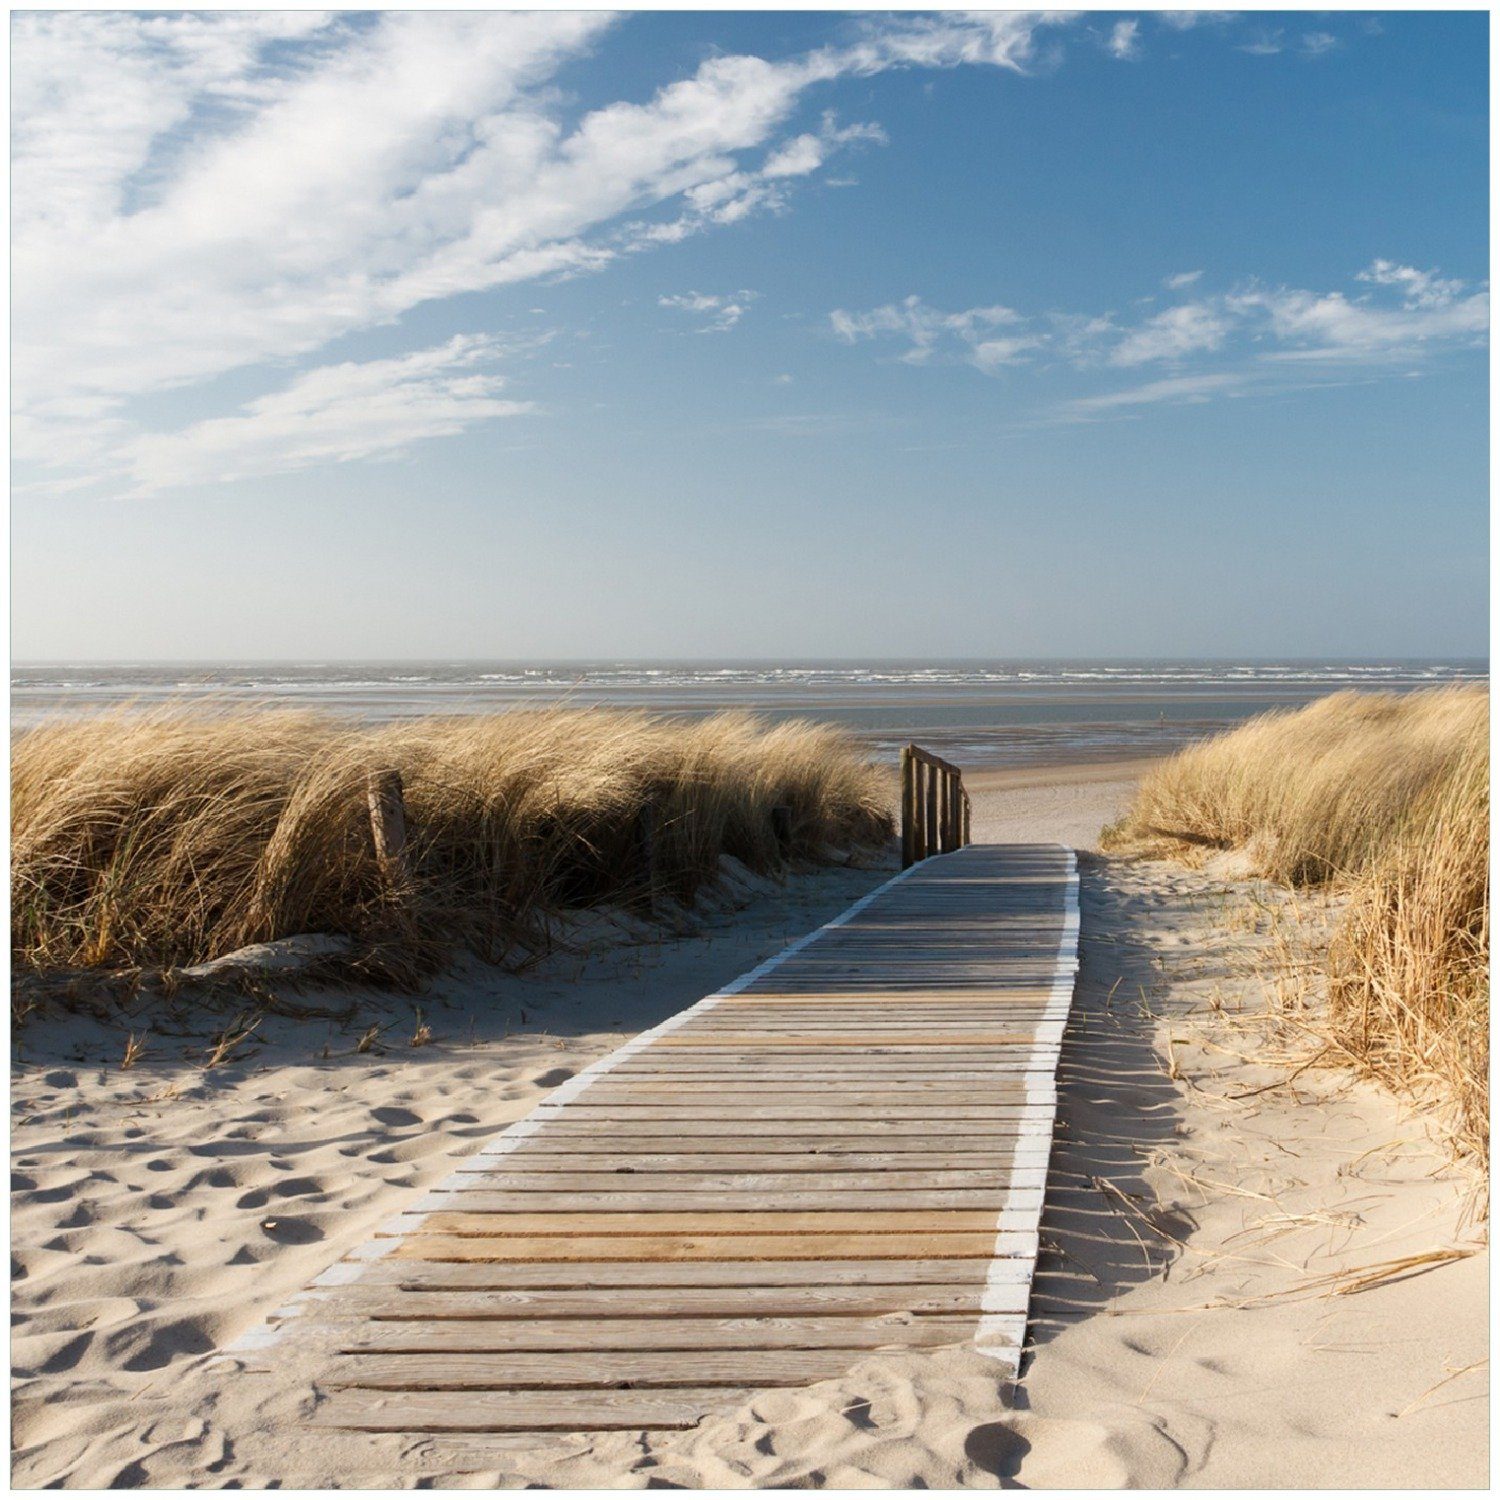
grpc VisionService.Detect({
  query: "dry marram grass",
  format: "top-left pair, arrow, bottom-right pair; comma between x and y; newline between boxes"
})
12,707 -> 893,982
1105,687 -> 1488,1165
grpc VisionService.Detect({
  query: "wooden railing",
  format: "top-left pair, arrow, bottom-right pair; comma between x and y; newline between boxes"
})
900,744 -> 972,868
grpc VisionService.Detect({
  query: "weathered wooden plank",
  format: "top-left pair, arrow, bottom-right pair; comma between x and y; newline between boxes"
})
339,1256 -> 1015,1290
326,1344 -> 1018,1392
392,1230 -> 1033,1262
459,1152 -> 1054,1174
542,1104 -> 1052,1121
450,1169 -> 1048,1192
407,1208 -> 1007,1237
324,1285 -> 1019,1320
529,1120 -> 1053,1138
499,1128 -> 1052,1149
418,1188 -> 1041,1213
345,1313 -> 984,1353
657,1038 -> 1056,1050
574,1087 -> 1053,1102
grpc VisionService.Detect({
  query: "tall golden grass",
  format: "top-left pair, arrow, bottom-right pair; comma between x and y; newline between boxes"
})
1104,686 -> 1488,1164
12,707 -> 893,981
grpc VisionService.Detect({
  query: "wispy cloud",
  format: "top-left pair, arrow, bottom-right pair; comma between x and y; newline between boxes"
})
13,10 -> 1081,495
830,260 -> 1488,417
118,336 -> 534,498
1110,302 -> 1230,366
1238,28 -> 1286,56
1158,12 -> 1240,31
659,290 -> 757,332
1059,370 -> 1248,414
762,114 -> 887,178
1300,31 -> 1341,58
831,295 -> 1042,372
1163,269 -> 1204,290
1106,20 -> 1142,61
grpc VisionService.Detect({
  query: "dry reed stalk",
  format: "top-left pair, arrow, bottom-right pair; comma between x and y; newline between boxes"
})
11,705 -> 893,987
1104,687 -> 1489,1173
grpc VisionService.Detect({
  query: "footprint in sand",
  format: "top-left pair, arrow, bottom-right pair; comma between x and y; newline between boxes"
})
257,1216 -> 325,1245
370,1106 -> 421,1128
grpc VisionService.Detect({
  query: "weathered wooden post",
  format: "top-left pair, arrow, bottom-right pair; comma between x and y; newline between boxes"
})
900,747 -> 917,868
366,769 -> 410,890
924,762 -> 939,858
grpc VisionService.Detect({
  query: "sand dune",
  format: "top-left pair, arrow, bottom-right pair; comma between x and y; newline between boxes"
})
11,765 -> 1487,1487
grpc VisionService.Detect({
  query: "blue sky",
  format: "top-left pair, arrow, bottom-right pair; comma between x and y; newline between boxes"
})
11,10 -> 1489,660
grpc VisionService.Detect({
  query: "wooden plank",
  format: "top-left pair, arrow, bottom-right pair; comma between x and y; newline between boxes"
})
392,1230 -> 1032,1262
576,1084 -> 1053,1099
407,1209 -> 1007,1236
459,1152 -> 1054,1174
326,1345 -> 1018,1392
528,1120 -> 1053,1138
450,1169 -> 1047,1192
542,1104 -> 1051,1121
654,1038 -> 1056,1050
342,1257 -> 1014,1290
329,1285 -> 1017,1320
345,1313 -> 984,1353
500,1129 -> 1052,1149
713,989 -> 1064,1002
419,1188 -> 1040,1212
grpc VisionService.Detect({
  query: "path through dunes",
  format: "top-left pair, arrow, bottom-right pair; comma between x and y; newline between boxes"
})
234,843 -> 1080,1439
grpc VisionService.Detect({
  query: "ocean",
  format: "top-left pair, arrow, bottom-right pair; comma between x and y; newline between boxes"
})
10,659 -> 1486,770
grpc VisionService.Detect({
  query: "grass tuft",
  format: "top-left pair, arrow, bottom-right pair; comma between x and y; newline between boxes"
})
12,705 -> 893,984
1105,686 -> 1488,1166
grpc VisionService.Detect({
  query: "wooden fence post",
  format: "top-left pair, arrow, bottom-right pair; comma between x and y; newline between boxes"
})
924,762 -> 939,858
900,747 -> 972,863
900,747 -> 917,868
366,769 -> 410,891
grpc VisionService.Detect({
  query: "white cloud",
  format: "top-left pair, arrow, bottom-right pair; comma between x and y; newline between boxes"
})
1356,259 -> 1467,309
1229,281 -> 1488,362
830,261 -> 1488,412
1300,31 -> 1340,57
119,336 -> 534,498
659,290 -> 756,332
1238,29 -> 1285,56
13,10 -> 1079,495
1111,303 -> 1230,365
762,115 -> 886,178
831,296 -> 1033,370
1158,12 -> 1240,31
1060,371 -> 1248,415
1106,21 -> 1142,60
1163,269 -> 1204,290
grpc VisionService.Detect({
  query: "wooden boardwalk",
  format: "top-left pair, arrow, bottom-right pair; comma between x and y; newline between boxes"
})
252,842 -> 1079,1437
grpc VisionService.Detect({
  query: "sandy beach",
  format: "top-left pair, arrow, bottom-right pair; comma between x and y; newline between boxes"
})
11,758 -> 1487,1487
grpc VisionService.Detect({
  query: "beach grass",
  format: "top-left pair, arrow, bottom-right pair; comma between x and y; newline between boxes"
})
1103,686 -> 1489,1164
12,706 -> 893,982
